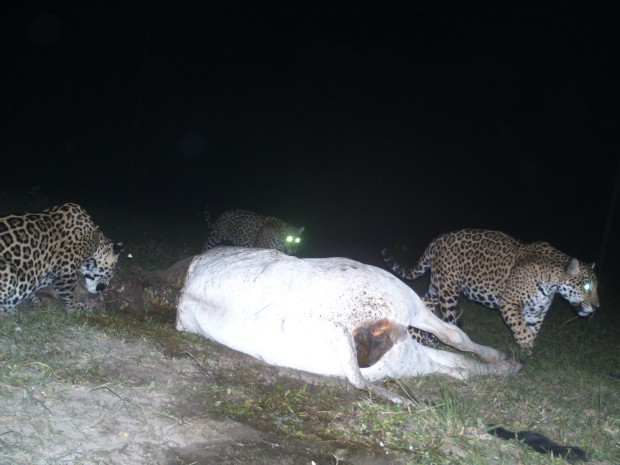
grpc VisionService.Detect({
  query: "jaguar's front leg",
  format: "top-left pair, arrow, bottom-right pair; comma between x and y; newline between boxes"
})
53,273 -> 89,312
499,302 -> 535,354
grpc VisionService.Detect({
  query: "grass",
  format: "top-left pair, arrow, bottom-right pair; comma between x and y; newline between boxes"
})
1,193 -> 619,464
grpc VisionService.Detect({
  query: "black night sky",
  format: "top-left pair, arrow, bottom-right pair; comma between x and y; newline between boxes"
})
5,2 -> 620,282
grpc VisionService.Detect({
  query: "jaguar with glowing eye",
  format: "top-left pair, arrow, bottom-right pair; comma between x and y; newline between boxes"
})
203,209 -> 304,255
382,229 -> 599,353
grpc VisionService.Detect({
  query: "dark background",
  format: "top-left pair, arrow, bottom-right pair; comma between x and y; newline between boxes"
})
4,2 -> 619,283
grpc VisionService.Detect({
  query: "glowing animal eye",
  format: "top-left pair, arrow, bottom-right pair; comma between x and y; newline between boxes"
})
286,235 -> 293,242
295,237 -> 300,243
583,283 -> 591,292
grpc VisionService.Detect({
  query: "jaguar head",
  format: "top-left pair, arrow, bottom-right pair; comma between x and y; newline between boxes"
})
560,258 -> 599,316
81,241 -> 124,293
281,226 -> 304,255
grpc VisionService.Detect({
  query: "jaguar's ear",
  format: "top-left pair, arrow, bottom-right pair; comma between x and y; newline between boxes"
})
298,226 -> 305,234
565,258 -> 580,276
590,262 -> 595,270
113,242 -> 125,255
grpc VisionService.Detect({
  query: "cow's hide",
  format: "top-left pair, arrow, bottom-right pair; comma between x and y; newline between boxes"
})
176,247 -> 522,401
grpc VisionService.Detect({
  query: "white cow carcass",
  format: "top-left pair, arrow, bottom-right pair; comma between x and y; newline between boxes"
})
176,247 -> 522,402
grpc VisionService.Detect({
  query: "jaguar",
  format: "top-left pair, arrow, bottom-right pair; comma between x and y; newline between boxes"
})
382,229 -> 599,353
0,203 -> 124,315
203,209 -> 304,255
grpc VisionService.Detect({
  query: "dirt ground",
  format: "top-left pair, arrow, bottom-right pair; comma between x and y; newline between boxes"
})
0,302 -> 406,465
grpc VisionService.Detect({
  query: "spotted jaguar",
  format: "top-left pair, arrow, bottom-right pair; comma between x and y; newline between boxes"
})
203,209 -> 304,255
0,203 -> 124,315
382,229 -> 599,353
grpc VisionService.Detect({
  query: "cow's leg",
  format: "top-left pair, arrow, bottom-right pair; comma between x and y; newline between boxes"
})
419,345 -> 523,379
410,306 -> 509,364
330,323 -> 368,389
331,323 -> 417,406
358,321 -> 522,381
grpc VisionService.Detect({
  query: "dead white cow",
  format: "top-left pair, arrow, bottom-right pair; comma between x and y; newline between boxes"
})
176,247 -> 522,403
